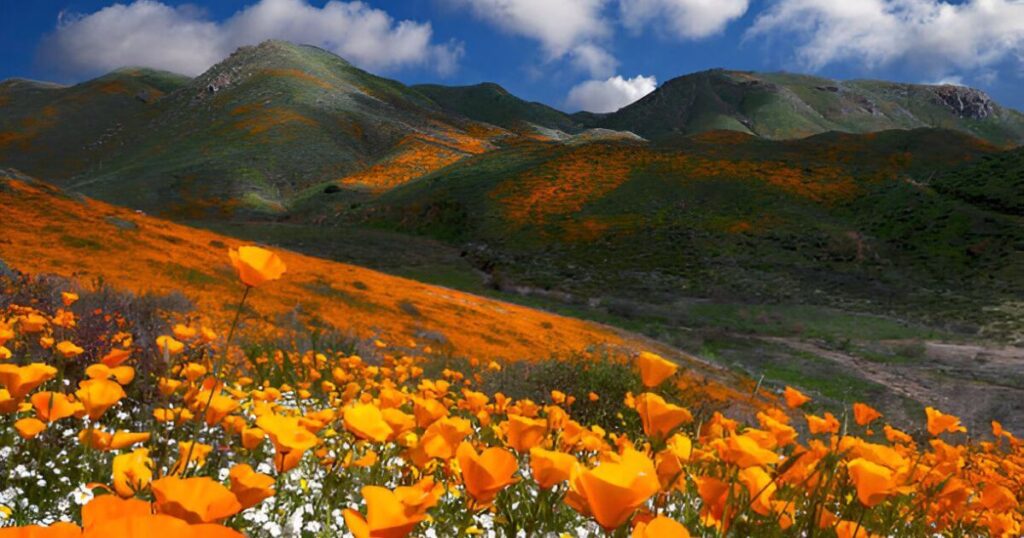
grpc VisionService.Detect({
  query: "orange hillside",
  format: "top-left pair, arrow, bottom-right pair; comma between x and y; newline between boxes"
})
0,173 -> 752,401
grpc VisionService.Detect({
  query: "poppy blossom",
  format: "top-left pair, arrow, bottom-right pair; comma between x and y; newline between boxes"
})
0,363 -> 57,400
229,246 -> 286,288
925,407 -> 967,436
783,387 -> 811,408
112,448 -> 154,497
151,476 -> 242,524
846,458 -> 895,507
14,417 -> 46,439
636,352 -> 678,388
456,442 -> 519,505
529,447 -> 578,489
75,379 -> 126,420
228,464 -> 275,510
343,403 -> 394,442
566,448 -> 660,529
502,414 -> 548,452
632,515 -> 691,537
634,393 -> 692,441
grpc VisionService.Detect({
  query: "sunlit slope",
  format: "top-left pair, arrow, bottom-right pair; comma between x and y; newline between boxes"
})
0,41 -> 505,218
0,172 -> 752,399
356,129 -> 1023,328
596,70 -> 1024,145
0,68 -> 189,180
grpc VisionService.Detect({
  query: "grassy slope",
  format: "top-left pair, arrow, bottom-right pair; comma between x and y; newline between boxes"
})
930,147 -> 1024,215
351,129 -> 1022,333
0,41 -> 506,219
0,68 -> 190,180
414,82 -> 583,133
595,70 -> 1024,145
0,170 -> 762,410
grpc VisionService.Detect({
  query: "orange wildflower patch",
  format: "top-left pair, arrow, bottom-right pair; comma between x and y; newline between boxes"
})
259,68 -> 333,89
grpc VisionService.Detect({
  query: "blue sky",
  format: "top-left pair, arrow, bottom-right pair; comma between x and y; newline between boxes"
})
2,0 -> 1023,112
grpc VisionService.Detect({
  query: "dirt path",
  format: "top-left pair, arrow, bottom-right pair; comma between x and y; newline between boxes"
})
757,336 -> 1024,432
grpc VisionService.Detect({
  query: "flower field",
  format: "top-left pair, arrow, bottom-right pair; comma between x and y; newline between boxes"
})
0,245 -> 1021,538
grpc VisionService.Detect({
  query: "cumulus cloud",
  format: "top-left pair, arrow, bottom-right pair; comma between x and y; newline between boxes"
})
747,0 -> 1024,76
620,0 -> 749,39
446,0 -> 616,75
40,0 -> 463,78
448,0 -> 609,57
566,74 -> 657,113
569,43 -> 619,77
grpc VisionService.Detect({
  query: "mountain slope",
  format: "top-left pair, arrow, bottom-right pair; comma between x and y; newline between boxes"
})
931,147 -> 1024,215
0,41 -> 507,218
0,68 -> 190,180
352,128 -> 1022,331
594,70 -> 1024,145
414,82 -> 583,134
0,167 -> 759,410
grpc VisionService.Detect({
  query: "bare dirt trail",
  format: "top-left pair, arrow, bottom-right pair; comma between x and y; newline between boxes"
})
758,336 -> 1024,433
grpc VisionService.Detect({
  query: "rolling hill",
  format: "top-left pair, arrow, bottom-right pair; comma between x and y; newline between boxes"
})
0,167 -> 755,405
592,70 -> 1024,145
0,41 -> 509,218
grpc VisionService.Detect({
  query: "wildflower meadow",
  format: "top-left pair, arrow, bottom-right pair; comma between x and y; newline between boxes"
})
0,246 -> 1021,537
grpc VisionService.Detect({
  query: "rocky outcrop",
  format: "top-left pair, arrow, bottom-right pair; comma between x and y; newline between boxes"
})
933,85 -> 995,119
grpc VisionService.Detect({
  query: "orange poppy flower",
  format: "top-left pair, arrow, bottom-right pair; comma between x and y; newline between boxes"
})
925,407 -> 967,436
256,414 -> 319,472
86,513 -> 245,538
0,363 -> 57,400
456,442 -> 519,505
717,433 -> 779,468
203,393 -> 240,426
229,246 -> 286,288
503,414 -> 548,452
566,448 -> 660,530
634,392 -> 693,441
783,386 -> 811,408
418,416 -> 473,460
846,458 -> 895,507
81,495 -> 151,531
55,341 -> 84,359
632,515 -> 691,538
636,352 -> 678,388
31,391 -> 82,423
108,431 -> 151,450
74,379 -> 126,420
980,483 -> 1018,513
805,412 -> 840,435
156,336 -> 184,356
85,364 -> 135,385
151,476 -> 242,524
529,447 -> 578,489
171,441 -> 213,475
112,448 -> 154,497
228,464 -> 275,510
0,522 -> 82,537
99,348 -> 131,368
852,403 -> 882,426
14,417 -> 46,439
343,484 -> 437,538
343,403 -> 394,442
241,426 -> 266,450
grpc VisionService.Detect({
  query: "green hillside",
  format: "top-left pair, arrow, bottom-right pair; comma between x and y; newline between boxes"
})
0,41 -> 504,218
931,147 -> 1024,215
341,129 -> 1021,332
594,70 -> 1024,145
414,82 -> 583,134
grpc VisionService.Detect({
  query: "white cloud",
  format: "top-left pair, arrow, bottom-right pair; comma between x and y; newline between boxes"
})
620,0 -> 749,39
747,0 -> 1024,76
40,0 -> 463,78
566,74 -> 657,112
447,0 -> 610,57
569,44 -> 619,77
446,0 -> 616,76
